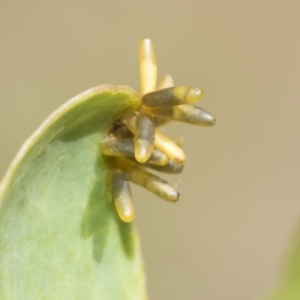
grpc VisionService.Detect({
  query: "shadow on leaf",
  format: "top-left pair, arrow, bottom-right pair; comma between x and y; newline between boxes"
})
81,154 -> 135,263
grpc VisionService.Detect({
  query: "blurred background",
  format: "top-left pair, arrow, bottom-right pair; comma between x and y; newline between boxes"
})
1,1 -> 300,299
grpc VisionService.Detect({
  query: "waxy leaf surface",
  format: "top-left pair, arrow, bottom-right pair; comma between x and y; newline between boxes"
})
0,85 -> 147,300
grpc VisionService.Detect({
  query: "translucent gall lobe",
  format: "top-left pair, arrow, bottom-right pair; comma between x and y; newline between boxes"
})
134,111 -> 155,163
0,85 -> 147,300
142,86 -> 204,108
139,38 -> 157,95
100,137 -> 168,166
111,169 -> 135,223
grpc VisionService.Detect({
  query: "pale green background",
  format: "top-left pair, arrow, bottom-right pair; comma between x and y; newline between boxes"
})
1,1 -> 300,299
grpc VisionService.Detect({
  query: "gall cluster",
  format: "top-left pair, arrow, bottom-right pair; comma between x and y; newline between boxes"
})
100,38 -> 215,223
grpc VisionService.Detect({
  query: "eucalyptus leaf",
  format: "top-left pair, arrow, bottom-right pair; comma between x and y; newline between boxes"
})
0,85 -> 147,299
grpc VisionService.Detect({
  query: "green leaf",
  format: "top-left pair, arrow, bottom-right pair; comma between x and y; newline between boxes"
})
0,85 -> 147,299
267,227 -> 300,300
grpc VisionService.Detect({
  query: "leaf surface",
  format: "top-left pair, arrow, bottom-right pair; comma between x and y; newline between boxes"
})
0,85 -> 147,299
